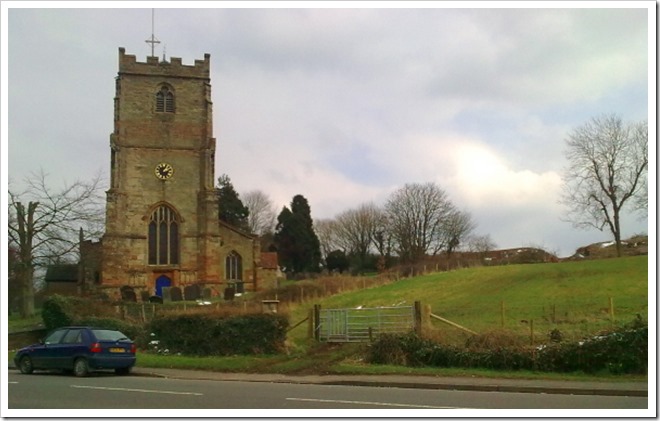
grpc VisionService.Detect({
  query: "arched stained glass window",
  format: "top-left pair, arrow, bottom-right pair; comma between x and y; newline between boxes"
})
225,251 -> 242,280
156,86 -> 175,113
148,205 -> 179,265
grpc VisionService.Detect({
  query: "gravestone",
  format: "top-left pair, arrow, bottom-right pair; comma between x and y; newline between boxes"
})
224,287 -> 235,301
170,286 -> 183,302
184,284 -> 201,301
161,287 -> 172,302
148,295 -> 163,304
120,286 -> 137,302
140,291 -> 150,302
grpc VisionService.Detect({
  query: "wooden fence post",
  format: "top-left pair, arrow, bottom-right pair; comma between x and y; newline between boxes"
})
414,301 -> 422,336
313,304 -> 321,341
609,297 -> 615,323
307,308 -> 314,339
530,319 -> 534,346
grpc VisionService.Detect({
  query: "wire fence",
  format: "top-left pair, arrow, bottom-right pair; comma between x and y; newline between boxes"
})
425,297 -> 647,344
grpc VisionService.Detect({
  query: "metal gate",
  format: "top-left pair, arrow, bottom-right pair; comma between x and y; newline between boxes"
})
317,306 -> 415,342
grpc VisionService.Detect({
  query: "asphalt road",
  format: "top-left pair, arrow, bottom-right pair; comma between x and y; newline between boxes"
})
6,370 -> 648,415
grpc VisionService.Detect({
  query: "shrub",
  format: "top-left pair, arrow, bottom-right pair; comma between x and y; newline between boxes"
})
535,322 -> 647,374
366,317 -> 647,374
465,329 -> 525,351
147,312 -> 289,356
41,295 -> 143,344
41,295 -> 75,330
41,294 -> 117,330
77,317 -> 145,344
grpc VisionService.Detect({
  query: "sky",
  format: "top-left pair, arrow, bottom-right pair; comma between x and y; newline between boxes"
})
2,2 -> 655,258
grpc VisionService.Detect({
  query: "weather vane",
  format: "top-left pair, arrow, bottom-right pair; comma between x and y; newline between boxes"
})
145,8 -> 161,57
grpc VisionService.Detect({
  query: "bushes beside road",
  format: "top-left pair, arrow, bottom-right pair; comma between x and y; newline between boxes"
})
366,317 -> 647,375
40,295 -> 289,356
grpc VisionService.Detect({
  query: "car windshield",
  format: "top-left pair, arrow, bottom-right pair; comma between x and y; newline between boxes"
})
92,329 -> 130,341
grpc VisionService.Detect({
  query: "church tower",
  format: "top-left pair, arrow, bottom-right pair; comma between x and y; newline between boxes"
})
100,48 -> 239,298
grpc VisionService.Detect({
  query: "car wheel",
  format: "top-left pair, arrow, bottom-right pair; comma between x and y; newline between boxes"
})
115,367 -> 131,376
73,358 -> 89,377
19,356 -> 33,374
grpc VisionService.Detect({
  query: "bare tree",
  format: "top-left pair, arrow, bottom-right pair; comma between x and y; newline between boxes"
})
441,208 -> 476,263
560,115 -> 648,257
8,170 -> 105,317
314,218 -> 340,262
370,207 -> 394,271
467,234 -> 497,260
334,202 -> 381,269
242,190 -> 277,235
385,182 -> 455,264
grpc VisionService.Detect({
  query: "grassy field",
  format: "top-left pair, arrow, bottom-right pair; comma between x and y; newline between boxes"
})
286,255 -> 649,346
8,255 -> 648,380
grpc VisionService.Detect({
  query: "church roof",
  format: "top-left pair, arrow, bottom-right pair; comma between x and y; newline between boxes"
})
218,220 -> 257,239
45,264 -> 78,283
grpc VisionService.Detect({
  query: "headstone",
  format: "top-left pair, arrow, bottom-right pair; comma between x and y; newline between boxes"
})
149,295 -> 163,304
170,286 -> 183,302
235,281 -> 244,294
224,287 -> 235,301
161,287 -> 172,302
184,284 -> 201,301
140,291 -> 150,302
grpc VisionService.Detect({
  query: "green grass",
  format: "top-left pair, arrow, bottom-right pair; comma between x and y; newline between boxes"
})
8,256 -> 648,381
8,313 -> 43,333
287,256 -> 648,344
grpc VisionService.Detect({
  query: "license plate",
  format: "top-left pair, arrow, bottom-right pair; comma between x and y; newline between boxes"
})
109,348 -> 125,353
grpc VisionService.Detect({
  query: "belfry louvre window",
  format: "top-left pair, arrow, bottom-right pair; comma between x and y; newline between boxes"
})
225,251 -> 242,280
156,87 -> 175,113
148,205 -> 179,265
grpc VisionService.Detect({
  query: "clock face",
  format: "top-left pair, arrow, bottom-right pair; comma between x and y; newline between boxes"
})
155,162 -> 174,180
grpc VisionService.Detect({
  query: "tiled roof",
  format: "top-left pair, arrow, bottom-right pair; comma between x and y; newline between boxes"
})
45,264 -> 78,282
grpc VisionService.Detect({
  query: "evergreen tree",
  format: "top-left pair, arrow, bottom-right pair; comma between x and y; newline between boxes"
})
325,249 -> 350,273
217,174 -> 249,231
274,195 -> 322,275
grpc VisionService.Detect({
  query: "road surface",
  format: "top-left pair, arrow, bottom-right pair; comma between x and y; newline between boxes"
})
6,370 -> 648,415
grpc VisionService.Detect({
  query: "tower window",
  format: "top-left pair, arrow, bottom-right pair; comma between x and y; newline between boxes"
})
148,205 -> 179,265
225,251 -> 243,280
156,86 -> 175,113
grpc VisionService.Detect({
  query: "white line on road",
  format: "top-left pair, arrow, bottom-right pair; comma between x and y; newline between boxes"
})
71,385 -> 203,396
286,397 -> 460,409
8,382 -> 19,384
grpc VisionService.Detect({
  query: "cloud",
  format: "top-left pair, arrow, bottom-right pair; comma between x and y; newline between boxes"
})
448,141 -> 562,208
5,5 -> 650,260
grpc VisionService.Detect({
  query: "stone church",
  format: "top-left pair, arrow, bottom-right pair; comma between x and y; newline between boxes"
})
60,48 -> 278,300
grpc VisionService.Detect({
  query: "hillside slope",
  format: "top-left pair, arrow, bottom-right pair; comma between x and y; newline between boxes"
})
293,255 -> 648,344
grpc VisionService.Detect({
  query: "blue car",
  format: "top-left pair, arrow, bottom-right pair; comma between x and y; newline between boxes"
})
14,326 -> 136,377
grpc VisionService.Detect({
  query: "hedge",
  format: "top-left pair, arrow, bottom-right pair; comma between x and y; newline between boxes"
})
367,318 -> 647,374
41,295 -> 143,341
147,313 -> 289,356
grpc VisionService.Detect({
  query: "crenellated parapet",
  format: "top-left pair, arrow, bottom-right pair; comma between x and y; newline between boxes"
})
118,47 -> 210,79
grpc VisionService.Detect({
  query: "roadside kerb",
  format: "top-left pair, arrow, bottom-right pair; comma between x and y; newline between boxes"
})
128,367 -> 648,398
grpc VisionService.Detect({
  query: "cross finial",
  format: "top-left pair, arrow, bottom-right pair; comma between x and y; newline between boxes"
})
145,9 -> 160,57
